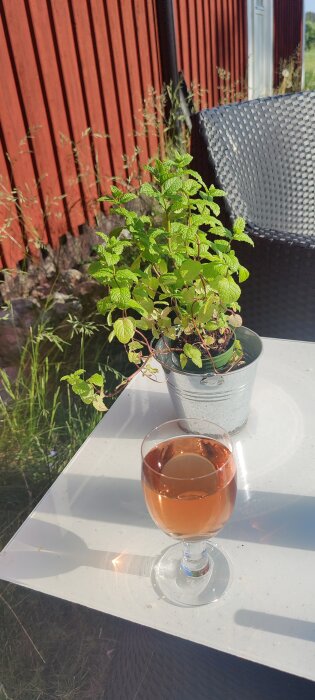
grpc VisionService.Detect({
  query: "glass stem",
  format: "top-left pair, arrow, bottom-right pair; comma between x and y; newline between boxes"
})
180,540 -> 210,578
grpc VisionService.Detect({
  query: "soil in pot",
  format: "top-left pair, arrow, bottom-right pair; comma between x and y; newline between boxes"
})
169,329 -> 236,374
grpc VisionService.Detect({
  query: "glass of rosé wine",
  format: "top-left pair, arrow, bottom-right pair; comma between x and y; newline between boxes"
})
141,418 -> 236,606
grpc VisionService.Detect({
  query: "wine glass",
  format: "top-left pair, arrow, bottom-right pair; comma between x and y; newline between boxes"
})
141,418 -> 236,606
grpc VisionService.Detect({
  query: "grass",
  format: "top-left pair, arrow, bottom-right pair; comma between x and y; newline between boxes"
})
0,312 -> 129,551
0,581 -> 123,700
0,307 -> 133,698
304,46 -> 315,89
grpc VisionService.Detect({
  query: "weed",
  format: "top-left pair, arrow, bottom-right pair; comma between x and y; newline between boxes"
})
0,312 -> 126,550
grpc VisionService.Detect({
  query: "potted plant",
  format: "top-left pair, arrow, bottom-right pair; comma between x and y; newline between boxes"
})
62,152 -> 262,432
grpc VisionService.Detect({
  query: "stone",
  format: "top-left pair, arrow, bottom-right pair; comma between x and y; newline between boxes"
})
0,324 -> 23,365
43,259 -> 56,279
63,269 -> 83,287
10,298 -> 41,329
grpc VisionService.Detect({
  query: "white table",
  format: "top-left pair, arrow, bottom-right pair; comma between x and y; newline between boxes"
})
1,337 -> 315,683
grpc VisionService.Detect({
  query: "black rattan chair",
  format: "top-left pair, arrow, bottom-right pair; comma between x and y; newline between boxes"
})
190,91 -> 315,340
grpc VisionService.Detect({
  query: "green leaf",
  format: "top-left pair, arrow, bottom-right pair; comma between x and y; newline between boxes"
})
183,343 -> 202,368
203,335 -> 215,346
209,185 -> 225,197
170,222 -> 195,241
71,378 -> 95,404
98,194 -> 114,202
224,251 -> 239,273
128,299 -> 146,312
175,152 -> 193,167
205,321 -> 220,331
95,231 -> 109,243
163,326 -> 177,340
115,269 -> 139,283
212,239 -> 230,253
110,286 -> 131,307
186,169 -> 205,185
181,287 -> 196,304
113,317 -> 135,343
136,318 -> 150,330
128,350 -> 141,364
131,255 -> 141,271
198,298 -> 215,323
90,269 -> 111,283
155,259 -> 167,274
180,353 -> 188,369
97,297 -> 112,315
133,290 -> 154,314
92,395 -> 108,411
180,259 -> 202,283
129,340 -> 143,350
140,182 -> 157,198
238,265 -> 250,282
103,251 -> 120,266
217,276 -> 241,304
88,260 -> 105,275
233,231 -> 254,246
209,225 -> 230,238
191,212 -> 220,227
87,373 -> 104,388
160,272 -> 178,285
162,176 -> 182,195
61,369 -> 85,384
120,192 -> 137,203
233,217 -> 245,235
111,185 -> 124,199
182,179 -> 201,195
207,201 -> 220,216
202,261 -> 228,279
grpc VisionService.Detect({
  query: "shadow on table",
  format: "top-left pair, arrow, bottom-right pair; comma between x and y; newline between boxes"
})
36,473 -> 315,551
0,520 -> 232,606
235,609 -> 315,644
218,489 -> 315,551
0,519 -> 155,578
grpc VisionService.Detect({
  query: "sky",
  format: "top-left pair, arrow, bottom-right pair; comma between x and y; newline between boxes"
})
305,0 -> 315,13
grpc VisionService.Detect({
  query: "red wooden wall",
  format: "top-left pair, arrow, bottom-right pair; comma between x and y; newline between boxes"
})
273,0 -> 303,88
174,0 -> 247,109
1,1 -> 300,270
0,0 -> 162,269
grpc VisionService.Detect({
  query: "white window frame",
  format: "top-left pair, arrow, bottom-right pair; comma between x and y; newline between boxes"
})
247,0 -> 274,99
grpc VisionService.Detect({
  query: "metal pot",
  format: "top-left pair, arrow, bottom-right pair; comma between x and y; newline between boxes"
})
155,327 -> 263,434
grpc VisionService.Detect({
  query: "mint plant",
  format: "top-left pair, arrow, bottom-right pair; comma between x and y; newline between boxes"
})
62,152 -> 253,408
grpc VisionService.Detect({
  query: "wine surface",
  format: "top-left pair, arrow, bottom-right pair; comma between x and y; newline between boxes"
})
142,435 -> 236,539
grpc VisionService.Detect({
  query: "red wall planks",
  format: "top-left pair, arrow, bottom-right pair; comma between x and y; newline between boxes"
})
174,0 -> 247,109
0,0 -> 301,269
274,0 -> 303,88
2,0 -> 70,250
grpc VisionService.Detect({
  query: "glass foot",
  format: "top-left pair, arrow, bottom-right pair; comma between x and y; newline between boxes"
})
151,541 -> 231,607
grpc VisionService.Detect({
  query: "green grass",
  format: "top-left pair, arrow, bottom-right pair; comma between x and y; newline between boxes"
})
0,312 -> 131,698
304,46 -> 315,89
0,313 -> 129,551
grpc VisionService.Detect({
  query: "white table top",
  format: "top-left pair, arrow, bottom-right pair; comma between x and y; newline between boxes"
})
1,337 -> 315,681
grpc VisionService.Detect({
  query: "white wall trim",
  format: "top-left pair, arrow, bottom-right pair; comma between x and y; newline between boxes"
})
247,0 -> 274,99
247,0 -> 254,99
301,0 -> 305,90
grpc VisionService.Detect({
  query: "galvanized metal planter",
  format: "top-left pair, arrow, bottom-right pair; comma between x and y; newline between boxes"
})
155,327 -> 263,434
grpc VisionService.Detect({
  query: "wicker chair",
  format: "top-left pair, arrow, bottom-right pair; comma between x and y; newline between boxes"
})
190,91 -> 315,340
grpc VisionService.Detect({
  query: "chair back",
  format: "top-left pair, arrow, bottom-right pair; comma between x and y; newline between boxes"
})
191,92 -> 315,238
